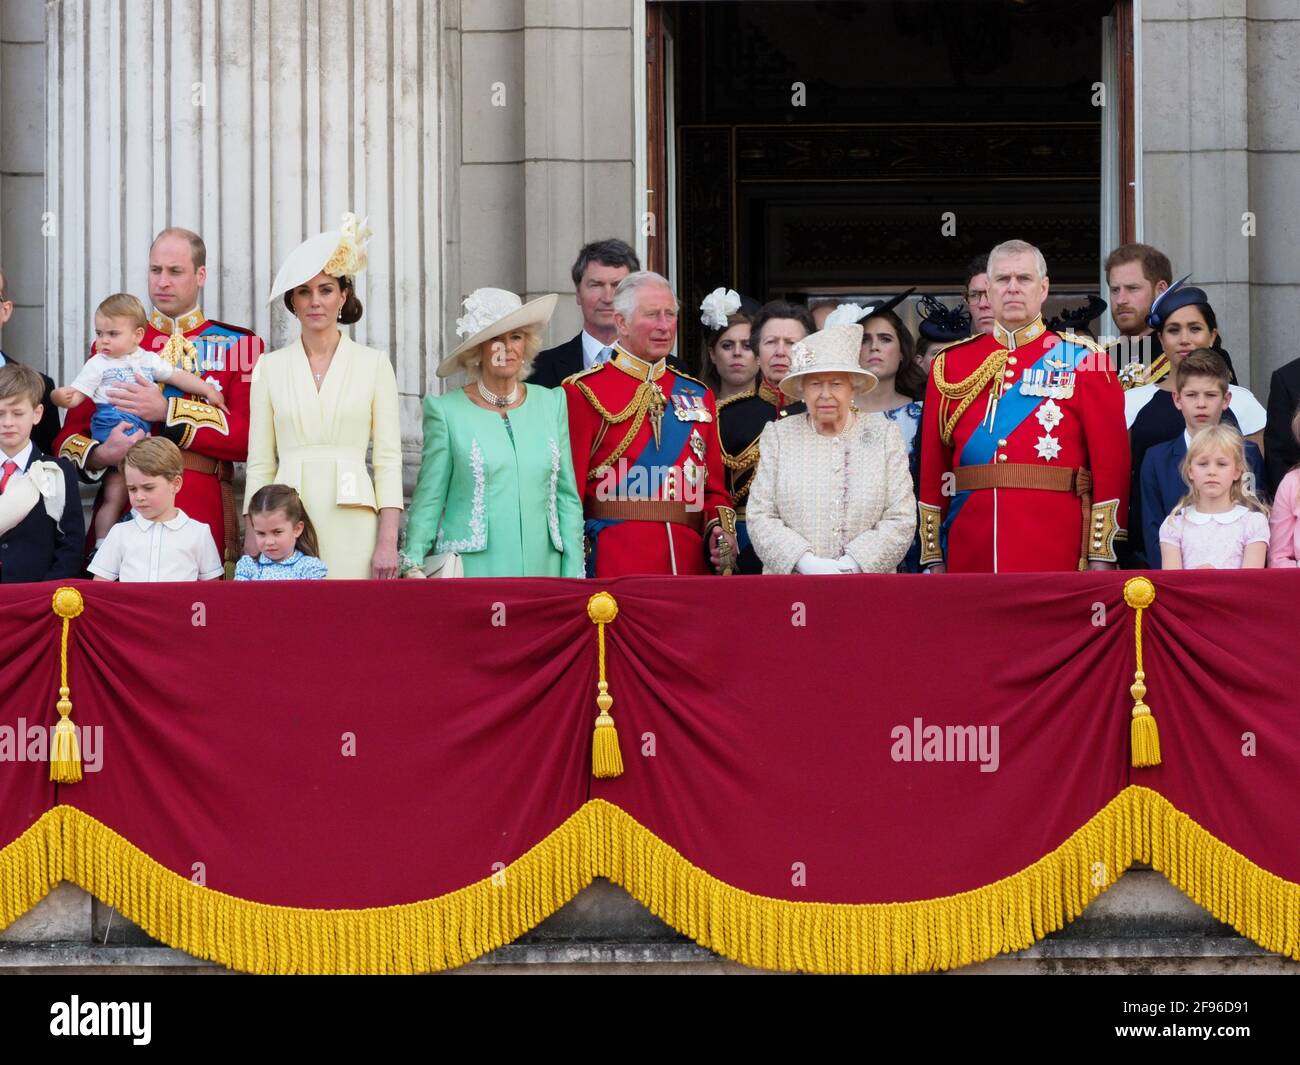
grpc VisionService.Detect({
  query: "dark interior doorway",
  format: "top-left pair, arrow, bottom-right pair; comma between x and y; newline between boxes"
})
660,0 -> 1122,363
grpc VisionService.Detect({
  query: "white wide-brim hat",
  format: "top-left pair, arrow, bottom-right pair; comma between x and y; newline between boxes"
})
437,289 -> 559,377
779,323 -> 879,399
268,213 -> 372,303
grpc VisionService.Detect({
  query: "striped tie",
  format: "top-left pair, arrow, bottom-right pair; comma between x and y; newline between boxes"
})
597,346 -> 614,365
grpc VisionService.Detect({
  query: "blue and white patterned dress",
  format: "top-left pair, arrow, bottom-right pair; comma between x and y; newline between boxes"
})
233,549 -> 329,581
881,401 -> 924,572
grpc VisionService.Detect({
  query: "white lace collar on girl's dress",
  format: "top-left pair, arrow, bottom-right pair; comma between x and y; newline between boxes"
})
1183,504 -> 1248,525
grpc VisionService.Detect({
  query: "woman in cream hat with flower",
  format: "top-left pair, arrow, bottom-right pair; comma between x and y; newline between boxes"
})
398,288 -> 584,577
244,214 -> 404,579
746,323 -> 916,574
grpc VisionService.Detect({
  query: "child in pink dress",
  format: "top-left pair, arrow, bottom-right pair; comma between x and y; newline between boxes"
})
1268,408 -> 1300,567
1159,424 -> 1269,569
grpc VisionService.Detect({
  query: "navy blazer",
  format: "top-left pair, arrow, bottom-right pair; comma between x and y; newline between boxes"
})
0,350 -> 61,455
528,334 -> 585,388
1264,356 -> 1300,494
0,446 -> 86,583
1139,432 -> 1266,568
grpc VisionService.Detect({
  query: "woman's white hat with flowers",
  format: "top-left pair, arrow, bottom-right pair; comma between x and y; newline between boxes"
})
268,213 -> 373,303
779,323 -> 878,400
437,288 -> 559,378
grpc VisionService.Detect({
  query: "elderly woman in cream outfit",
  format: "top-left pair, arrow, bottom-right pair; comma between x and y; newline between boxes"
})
244,215 -> 404,579
747,323 -> 916,574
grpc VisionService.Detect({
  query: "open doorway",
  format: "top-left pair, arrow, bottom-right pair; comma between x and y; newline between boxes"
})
645,0 -> 1135,368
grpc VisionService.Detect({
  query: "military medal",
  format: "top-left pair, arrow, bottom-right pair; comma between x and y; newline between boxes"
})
682,458 -> 703,488
1034,434 -> 1062,462
1035,399 -> 1063,431
689,428 -> 706,461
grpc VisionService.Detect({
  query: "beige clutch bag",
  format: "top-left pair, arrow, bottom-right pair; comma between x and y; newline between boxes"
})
421,552 -> 464,578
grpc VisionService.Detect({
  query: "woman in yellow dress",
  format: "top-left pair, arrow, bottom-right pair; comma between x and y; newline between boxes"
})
244,215 -> 404,579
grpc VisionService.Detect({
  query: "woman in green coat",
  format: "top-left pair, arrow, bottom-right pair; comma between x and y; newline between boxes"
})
400,288 -> 584,578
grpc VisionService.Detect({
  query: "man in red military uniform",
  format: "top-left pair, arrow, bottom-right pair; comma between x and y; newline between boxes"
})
54,228 -> 262,564
918,239 -> 1130,573
563,271 -> 737,576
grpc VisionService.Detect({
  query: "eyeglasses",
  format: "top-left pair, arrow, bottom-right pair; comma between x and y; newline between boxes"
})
965,290 -> 989,304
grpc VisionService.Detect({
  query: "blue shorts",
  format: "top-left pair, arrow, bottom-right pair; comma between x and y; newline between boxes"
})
90,404 -> 151,444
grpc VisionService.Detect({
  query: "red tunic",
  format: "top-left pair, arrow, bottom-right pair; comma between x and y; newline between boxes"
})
563,346 -> 731,576
54,308 -> 263,563
917,316 -> 1130,573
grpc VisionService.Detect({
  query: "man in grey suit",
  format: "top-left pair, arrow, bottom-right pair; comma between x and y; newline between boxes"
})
528,239 -> 640,388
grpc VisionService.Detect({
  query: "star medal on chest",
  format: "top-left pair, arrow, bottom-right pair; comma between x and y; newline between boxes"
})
1035,399 -> 1064,431
689,427 -> 707,461
1035,434 -> 1063,462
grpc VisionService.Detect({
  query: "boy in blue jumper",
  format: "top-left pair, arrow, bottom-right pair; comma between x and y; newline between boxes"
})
1140,348 -> 1266,567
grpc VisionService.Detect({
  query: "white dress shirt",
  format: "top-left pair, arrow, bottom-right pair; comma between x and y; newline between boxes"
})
580,330 -> 616,370
88,508 -> 224,581
2,440 -> 35,474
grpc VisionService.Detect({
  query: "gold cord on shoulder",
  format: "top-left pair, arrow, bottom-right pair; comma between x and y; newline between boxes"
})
931,348 -> 1010,447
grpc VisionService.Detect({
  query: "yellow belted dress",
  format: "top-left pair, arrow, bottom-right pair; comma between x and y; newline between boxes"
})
244,335 -> 404,579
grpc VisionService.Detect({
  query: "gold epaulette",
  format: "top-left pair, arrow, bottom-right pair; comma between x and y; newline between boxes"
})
931,333 -> 982,360
671,367 -> 712,392
561,364 -> 604,388
717,386 -> 756,412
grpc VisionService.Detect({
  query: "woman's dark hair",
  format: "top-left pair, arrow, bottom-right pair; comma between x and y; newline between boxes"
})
284,274 -> 364,325
700,312 -> 755,392
247,484 -> 322,558
862,310 -> 926,401
750,301 -> 815,350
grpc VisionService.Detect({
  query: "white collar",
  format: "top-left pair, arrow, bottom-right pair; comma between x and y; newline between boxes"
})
1183,429 -> 1192,449
130,508 -> 191,532
1183,505 -> 1248,525
2,440 -> 34,471
580,330 -> 614,363
257,550 -> 302,566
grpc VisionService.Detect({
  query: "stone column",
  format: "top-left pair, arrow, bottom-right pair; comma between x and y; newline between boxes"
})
43,0 -> 444,442
445,0 -> 638,351
0,0 -> 48,369
1245,0 -> 1300,387
1142,1 -> 1252,383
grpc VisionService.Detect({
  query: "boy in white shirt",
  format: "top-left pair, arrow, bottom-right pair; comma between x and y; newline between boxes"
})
88,437 -> 224,582
50,293 -> 226,545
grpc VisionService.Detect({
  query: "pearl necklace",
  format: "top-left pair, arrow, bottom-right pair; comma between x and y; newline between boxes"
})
477,380 -> 518,408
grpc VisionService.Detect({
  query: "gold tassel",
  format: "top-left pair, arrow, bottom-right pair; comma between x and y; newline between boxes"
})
159,328 -> 199,374
49,587 -> 86,783
587,592 -> 623,778
1123,577 -> 1160,768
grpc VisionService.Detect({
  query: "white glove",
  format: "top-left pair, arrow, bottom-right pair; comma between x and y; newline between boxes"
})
836,554 -> 861,574
795,552 -> 841,575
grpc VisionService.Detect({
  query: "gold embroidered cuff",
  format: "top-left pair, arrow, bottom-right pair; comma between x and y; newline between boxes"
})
1088,498 -> 1122,562
60,434 -> 106,481
166,397 -> 230,445
59,433 -> 96,470
919,502 -> 944,567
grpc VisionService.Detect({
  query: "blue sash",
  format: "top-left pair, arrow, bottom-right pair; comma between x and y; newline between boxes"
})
586,375 -> 706,575
613,376 -> 700,497
945,338 -> 1091,537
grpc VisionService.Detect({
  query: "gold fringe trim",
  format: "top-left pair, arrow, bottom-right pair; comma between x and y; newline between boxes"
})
0,789 -> 1295,973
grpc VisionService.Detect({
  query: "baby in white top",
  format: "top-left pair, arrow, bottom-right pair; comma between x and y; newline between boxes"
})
50,293 -> 226,546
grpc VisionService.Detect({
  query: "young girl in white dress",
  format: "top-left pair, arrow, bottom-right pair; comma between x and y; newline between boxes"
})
1159,424 -> 1270,570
